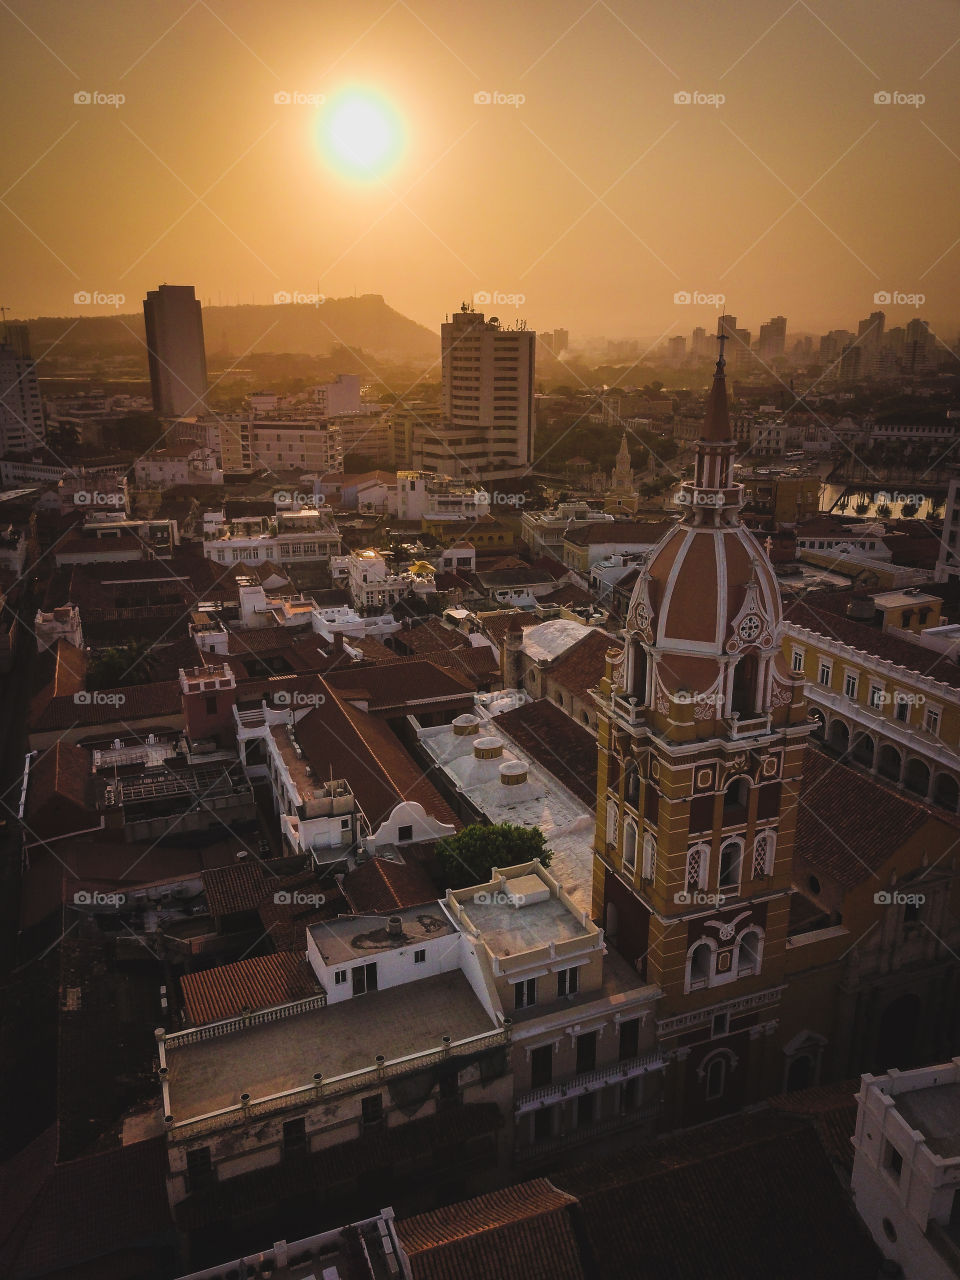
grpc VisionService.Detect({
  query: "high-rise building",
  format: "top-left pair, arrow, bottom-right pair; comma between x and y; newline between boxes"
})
429,303 -> 535,476
0,324 -> 45,454
691,326 -> 714,360
313,374 -> 361,417
667,335 -> 687,364
905,318 -> 936,372
757,315 -> 787,363
552,327 -> 569,353
592,338 -> 813,1126
857,310 -> 885,348
143,285 -> 209,418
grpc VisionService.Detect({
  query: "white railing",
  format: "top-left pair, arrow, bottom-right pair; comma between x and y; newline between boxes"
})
165,994 -> 328,1047
515,1051 -> 664,1112
726,713 -> 772,739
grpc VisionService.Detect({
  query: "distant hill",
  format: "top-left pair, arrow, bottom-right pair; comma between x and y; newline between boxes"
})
21,294 -> 438,364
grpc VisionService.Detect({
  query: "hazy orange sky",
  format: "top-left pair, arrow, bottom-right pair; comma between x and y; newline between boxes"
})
3,0 -> 960,343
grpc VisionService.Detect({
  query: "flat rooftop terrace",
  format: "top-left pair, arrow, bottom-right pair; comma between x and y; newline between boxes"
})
308,905 -> 455,966
460,886 -> 591,957
896,1083 -> 960,1158
166,969 -> 494,1121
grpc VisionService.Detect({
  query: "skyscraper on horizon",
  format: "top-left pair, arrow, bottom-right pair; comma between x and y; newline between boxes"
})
758,315 -> 787,363
143,284 -> 209,418
0,323 -> 45,454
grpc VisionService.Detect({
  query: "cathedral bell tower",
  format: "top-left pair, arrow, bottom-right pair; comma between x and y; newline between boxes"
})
592,333 -> 812,1127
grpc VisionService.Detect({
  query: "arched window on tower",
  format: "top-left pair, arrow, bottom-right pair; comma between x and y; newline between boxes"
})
624,760 -> 640,808
631,643 -> 648,701
731,653 -> 759,717
641,831 -> 656,880
686,843 -> 709,892
687,940 -> 714,991
718,839 -> 743,892
605,802 -> 618,850
705,1055 -> 727,1100
723,777 -> 750,822
752,829 -> 775,878
736,927 -> 763,977
622,818 -> 638,876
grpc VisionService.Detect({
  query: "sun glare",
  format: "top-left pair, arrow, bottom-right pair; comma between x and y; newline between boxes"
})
323,91 -> 402,179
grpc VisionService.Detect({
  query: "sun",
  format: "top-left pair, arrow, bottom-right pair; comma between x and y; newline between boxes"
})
322,90 -> 403,180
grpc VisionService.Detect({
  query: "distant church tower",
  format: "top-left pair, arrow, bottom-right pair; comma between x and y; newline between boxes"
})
593,336 -> 812,1127
605,430 -> 639,514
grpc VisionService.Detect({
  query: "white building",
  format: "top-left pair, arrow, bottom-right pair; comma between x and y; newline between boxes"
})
521,502 -> 612,558
202,507 -> 341,567
218,415 -> 343,475
312,373 -> 361,417
397,471 -> 490,522
133,445 -> 222,488
332,547 -> 437,614
852,1060 -> 960,1280
0,328 -> 45,454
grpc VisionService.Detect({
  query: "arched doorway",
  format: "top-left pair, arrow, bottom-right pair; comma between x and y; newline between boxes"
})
904,758 -> 930,798
827,719 -> 850,756
875,993 -> 922,1072
731,655 -> 758,717
934,773 -> 960,813
877,743 -> 901,782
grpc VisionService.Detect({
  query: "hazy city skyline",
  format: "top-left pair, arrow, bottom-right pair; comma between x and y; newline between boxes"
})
2,1 -> 960,340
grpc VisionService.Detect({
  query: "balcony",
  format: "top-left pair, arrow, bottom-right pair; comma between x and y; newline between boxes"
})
725,712 -> 772,739
611,694 -> 645,728
515,1051 -> 664,1115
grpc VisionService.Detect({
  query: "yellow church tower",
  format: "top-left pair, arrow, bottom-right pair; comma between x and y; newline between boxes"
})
593,334 -> 812,1126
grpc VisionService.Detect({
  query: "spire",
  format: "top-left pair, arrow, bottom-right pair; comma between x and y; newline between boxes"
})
702,327 -> 731,442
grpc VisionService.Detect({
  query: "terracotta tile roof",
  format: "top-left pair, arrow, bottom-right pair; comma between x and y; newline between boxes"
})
793,747 -> 946,888
180,951 -> 322,1025
403,618 -> 471,654
767,1079 -> 860,1172
477,610 -> 541,646
562,518 -> 675,547
495,699 -> 598,806
398,1180 -> 585,1280
539,583 -> 597,608
257,871 -> 349,951
547,628 -> 620,699
560,1118 -> 880,1280
342,855 -> 438,913
784,589 -> 960,690
226,625 -> 296,655
350,635 -> 397,662
0,1137 -> 172,1279
31,680 -> 182,732
325,658 -> 476,713
201,861 -> 271,917
24,741 -> 94,841
296,688 -> 461,832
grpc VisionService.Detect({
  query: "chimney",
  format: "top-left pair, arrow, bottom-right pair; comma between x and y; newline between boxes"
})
387,915 -> 402,938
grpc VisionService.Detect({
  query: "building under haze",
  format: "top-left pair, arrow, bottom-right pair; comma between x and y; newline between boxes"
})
143,284 -> 209,418
426,303 -> 535,477
757,315 -> 787,363
0,324 -> 45,454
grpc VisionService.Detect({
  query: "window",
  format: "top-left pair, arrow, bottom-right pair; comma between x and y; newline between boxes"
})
576,1031 -> 597,1073
361,1093 -> 384,1125
818,661 -> 832,687
341,817 -> 351,829
641,831 -> 657,880
576,1092 -> 595,1127
605,801 -> 618,849
753,830 -> 775,878
514,977 -> 537,1010
925,706 -> 941,736
397,824 -> 413,842
619,1018 -> 640,1062
689,941 -> 713,990
705,1055 -> 726,1100
686,843 -> 707,891
530,1044 -> 553,1089
791,647 -> 804,673
334,969 -> 347,985
844,671 -> 858,699
895,693 -> 910,722
282,1116 -> 307,1153
413,948 -> 426,964
718,840 -> 743,891
622,819 -> 638,876
869,684 -> 884,709
557,966 -> 579,998
712,1011 -> 729,1037
736,928 -> 762,976
185,1146 -> 214,1192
